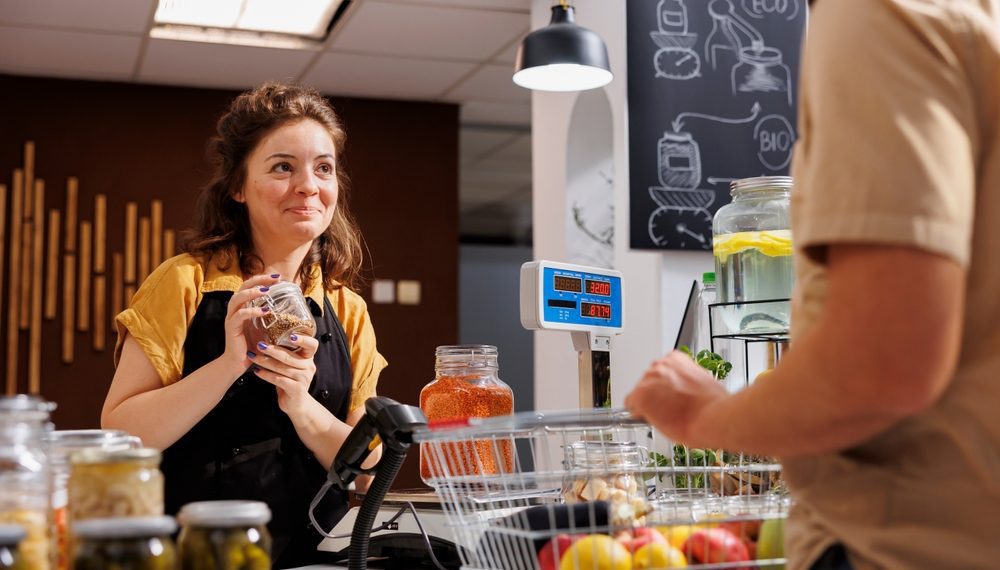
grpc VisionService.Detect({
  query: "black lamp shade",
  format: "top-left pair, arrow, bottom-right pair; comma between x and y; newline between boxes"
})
513,5 -> 613,92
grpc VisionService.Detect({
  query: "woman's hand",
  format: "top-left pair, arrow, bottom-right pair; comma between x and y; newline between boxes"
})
248,334 -> 320,418
223,274 -> 282,372
625,350 -> 729,447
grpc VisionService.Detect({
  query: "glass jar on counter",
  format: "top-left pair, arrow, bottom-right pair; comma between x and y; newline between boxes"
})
0,525 -> 26,569
562,441 -> 650,527
244,281 -> 317,350
68,448 -> 164,523
72,516 -> 176,570
47,430 -> 140,570
712,176 -> 794,334
419,345 -> 514,481
177,501 -> 271,570
0,395 -> 55,570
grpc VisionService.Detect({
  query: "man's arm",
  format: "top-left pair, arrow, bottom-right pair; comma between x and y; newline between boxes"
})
627,243 -> 965,457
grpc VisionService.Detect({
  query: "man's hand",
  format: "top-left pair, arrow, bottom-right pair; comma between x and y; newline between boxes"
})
625,350 -> 729,447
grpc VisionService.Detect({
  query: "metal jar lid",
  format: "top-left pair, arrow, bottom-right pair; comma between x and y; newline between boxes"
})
730,176 -> 793,196
70,447 -> 161,465
0,395 -> 56,419
178,501 -> 272,527
565,440 -> 644,468
74,516 -> 177,539
0,524 -> 26,547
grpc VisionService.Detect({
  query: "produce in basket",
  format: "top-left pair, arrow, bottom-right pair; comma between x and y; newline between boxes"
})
682,527 -> 751,569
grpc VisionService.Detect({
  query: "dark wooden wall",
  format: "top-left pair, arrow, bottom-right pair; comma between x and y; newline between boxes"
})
0,74 -> 458,489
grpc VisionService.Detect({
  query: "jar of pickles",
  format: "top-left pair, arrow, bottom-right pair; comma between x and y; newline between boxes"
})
419,345 -> 514,480
47,430 -> 141,570
0,525 -> 26,569
177,501 -> 271,570
72,516 -> 176,570
0,395 -> 55,570
68,448 -> 164,523
712,176 -> 794,334
244,281 -> 317,350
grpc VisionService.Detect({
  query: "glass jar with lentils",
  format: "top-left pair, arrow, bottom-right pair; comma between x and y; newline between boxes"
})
245,281 -> 317,350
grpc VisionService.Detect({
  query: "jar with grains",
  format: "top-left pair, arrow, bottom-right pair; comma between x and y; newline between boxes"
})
419,345 -> 514,481
0,525 -> 26,569
0,395 -> 55,570
244,281 -> 317,350
72,516 -> 176,570
68,448 -> 164,523
177,501 -> 271,570
47,430 -> 140,570
562,441 -> 651,526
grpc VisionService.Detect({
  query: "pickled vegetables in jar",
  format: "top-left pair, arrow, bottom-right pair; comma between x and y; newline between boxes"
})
68,448 -> 164,523
72,516 -> 176,570
177,501 -> 271,570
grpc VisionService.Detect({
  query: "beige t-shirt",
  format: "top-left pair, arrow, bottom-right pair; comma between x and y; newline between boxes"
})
785,0 -> 1000,568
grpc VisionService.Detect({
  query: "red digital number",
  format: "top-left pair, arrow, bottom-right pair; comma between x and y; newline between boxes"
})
586,280 -> 611,296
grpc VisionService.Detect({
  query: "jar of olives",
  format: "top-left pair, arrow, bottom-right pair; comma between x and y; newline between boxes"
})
72,516 -> 176,570
177,501 -> 271,570
0,525 -> 25,569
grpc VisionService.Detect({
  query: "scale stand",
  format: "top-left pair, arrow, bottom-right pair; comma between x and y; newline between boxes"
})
520,261 -> 624,409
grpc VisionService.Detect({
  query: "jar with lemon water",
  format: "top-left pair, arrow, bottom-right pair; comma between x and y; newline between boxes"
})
712,177 -> 794,334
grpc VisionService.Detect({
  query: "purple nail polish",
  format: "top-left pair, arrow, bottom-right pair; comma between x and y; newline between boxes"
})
246,351 -> 256,359
270,273 -> 280,278
257,341 -> 268,350
252,365 -> 261,373
259,286 -> 270,292
289,334 -> 298,342
260,306 -> 270,313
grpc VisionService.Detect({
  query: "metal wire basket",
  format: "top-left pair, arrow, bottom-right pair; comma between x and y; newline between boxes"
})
414,408 -> 789,569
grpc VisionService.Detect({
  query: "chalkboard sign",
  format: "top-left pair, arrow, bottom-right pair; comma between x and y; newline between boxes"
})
627,0 -> 807,250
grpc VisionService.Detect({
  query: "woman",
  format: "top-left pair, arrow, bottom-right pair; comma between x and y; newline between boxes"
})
102,82 -> 387,567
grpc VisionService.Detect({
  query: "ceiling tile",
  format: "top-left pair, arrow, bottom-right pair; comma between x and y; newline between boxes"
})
460,100 -> 530,126
302,52 -> 475,100
488,132 -> 531,161
390,0 -> 530,10
138,39 -> 315,90
494,35 -> 524,64
329,1 -> 527,61
446,63 -> 527,103
0,26 -> 140,78
460,128 -> 519,164
0,0 -> 153,33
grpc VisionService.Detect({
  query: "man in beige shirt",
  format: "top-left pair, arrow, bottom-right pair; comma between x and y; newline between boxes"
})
626,0 -> 1000,568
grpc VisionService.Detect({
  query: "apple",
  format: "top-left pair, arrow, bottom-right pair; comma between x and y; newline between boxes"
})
682,528 -> 751,569
717,519 -> 762,558
615,527 -> 668,553
538,534 -> 580,570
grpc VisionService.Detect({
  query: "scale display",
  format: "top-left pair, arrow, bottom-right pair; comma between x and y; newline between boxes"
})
520,261 -> 623,332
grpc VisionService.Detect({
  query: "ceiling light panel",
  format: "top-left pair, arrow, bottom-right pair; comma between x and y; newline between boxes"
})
154,0 -> 343,39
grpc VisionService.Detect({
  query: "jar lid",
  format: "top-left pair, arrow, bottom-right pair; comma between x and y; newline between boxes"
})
178,500 -> 271,527
730,176 -> 793,196
70,447 -> 161,465
565,440 -> 644,468
74,516 -> 177,539
47,429 -> 139,450
702,272 -> 716,285
0,395 -> 56,418
0,524 -> 26,546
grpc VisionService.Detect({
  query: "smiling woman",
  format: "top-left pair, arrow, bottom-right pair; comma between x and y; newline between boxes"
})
100,82 -> 388,568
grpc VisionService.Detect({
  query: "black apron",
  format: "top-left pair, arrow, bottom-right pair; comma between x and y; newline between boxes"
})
161,289 -> 353,568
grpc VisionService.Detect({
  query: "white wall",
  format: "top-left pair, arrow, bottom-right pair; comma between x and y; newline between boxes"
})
530,0 -> 713,412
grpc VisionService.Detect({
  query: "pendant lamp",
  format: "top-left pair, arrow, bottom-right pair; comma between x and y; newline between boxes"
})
513,1 -> 613,92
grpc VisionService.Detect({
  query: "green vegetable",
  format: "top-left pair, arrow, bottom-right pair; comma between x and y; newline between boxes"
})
679,346 -> 733,380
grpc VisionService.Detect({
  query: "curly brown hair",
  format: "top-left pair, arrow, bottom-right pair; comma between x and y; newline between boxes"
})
182,82 -> 364,291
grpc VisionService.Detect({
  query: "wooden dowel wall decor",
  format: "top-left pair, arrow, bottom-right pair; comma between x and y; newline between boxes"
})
28,181 -> 44,394
23,143 -> 34,219
63,177 -> 78,363
19,217 -> 32,330
164,230 -> 175,260
94,275 -> 106,351
124,202 -> 136,305
78,222 -> 92,332
0,185 -> 6,326
138,217 -> 150,283
45,210 -> 59,319
111,253 -> 123,324
95,195 -> 107,273
151,200 -> 162,268
6,170 -> 24,395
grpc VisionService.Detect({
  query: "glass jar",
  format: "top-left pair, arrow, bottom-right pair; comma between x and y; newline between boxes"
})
0,525 -> 26,569
177,501 -> 271,570
419,345 -> 514,480
245,281 -> 317,350
68,448 -> 164,523
47,430 -> 140,570
712,176 -> 794,334
561,441 -> 650,526
72,516 -> 176,570
0,395 -> 55,570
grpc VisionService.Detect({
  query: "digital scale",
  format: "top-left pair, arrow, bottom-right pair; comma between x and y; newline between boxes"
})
520,260 -> 624,408
317,260 -> 625,568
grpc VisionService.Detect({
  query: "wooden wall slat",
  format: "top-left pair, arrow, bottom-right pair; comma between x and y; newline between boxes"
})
151,200 -> 162,269
164,229 -> 175,260
77,222 -> 91,332
45,210 -> 59,319
94,194 -> 106,273
18,220 -> 31,330
111,253 -> 123,325
93,276 -> 106,351
65,177 -> 78,252
62,254 -> 75,364
28,181 -> 44,394
0,185 -> 6,330
5,170 -> 23,395
138,217 -> 150,284
23,143 -> 34,218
